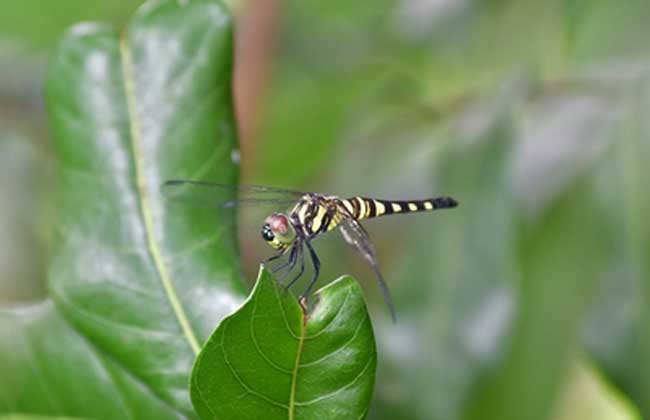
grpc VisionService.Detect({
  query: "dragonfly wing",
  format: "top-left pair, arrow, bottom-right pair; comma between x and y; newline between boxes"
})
161,180 -> 305,209
339,218 -> 396,321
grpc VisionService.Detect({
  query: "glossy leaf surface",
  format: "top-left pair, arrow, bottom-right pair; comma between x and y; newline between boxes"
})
191,268 -> 377,420
0,0 -> 243,417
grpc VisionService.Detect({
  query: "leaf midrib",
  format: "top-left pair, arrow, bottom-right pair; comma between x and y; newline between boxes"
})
119,32 -> 200,355
288,314 -> 305,420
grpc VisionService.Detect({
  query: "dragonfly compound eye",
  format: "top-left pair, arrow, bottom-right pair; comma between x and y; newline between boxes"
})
261,224 -> 275,241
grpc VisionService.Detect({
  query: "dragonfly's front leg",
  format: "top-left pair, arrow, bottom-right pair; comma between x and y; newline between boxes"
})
264,247 -> 288,265
275,244 -> 301,283
284,243 -> 305,290
270,244 -> 298,275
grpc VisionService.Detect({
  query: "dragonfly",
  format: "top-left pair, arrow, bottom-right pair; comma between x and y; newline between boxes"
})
162,180 -> 459,321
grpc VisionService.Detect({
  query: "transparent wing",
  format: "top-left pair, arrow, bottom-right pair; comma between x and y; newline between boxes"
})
339,218 -> 396,322
161,179 -> 306,209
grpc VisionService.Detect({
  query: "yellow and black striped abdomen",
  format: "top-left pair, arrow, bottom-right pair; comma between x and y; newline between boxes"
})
340,196 -> 458,221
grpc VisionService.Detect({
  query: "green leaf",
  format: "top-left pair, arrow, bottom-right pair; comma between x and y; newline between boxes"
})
551,358 -> 640,420
191,268 -> 377,420
0,0 -> 243,417
465,172 -> 613,420
0,302 -> 175,417
581,84 -> 650,417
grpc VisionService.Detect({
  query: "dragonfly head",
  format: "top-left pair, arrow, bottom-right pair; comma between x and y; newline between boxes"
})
262,213 -> 296,249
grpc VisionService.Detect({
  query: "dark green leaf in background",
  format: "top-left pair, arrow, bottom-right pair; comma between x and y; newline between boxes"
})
0,0 -> 243,417
191,268 -> 377,420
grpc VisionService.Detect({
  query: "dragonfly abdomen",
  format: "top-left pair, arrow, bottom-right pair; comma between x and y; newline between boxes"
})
341,196 -> 458,220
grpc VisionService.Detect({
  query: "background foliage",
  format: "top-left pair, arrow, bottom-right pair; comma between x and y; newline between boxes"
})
1,0 -> 649,419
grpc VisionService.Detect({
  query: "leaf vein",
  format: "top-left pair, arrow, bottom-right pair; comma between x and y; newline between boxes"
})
303,287 -> 352,340
221,318 -> 289,409
22,336 -> 63,413
250,287 -> 293,374
271,278 -> 300,340
166,229 -> 224,261
163,83 -> 223,143
294,356 -> 373,407
288,304 -> 305,420
79,327 -> 182,416
188,135 -> 229,181
53,288 -> 179,339
193,352 -> 222,420
119,31 -> 200,355
299,313 -> 366,368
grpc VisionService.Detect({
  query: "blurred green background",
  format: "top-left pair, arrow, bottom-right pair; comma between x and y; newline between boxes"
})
1,0 -> 648,419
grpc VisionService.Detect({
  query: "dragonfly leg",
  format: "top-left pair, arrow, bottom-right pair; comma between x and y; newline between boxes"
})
264,248 -> 287,265
272,244 -> 298,277
300,240 -> 320,300
284,244 -> 306,290
276,245 -> 300,283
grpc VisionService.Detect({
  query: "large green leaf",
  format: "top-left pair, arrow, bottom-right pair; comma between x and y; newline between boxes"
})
0,0 -> 243,417
581,81 -> 650,417
0,302 -> 175,417
191,268 -> 377,420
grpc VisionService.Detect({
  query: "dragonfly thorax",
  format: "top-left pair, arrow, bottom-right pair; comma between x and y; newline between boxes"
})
262,213 -> 296,249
